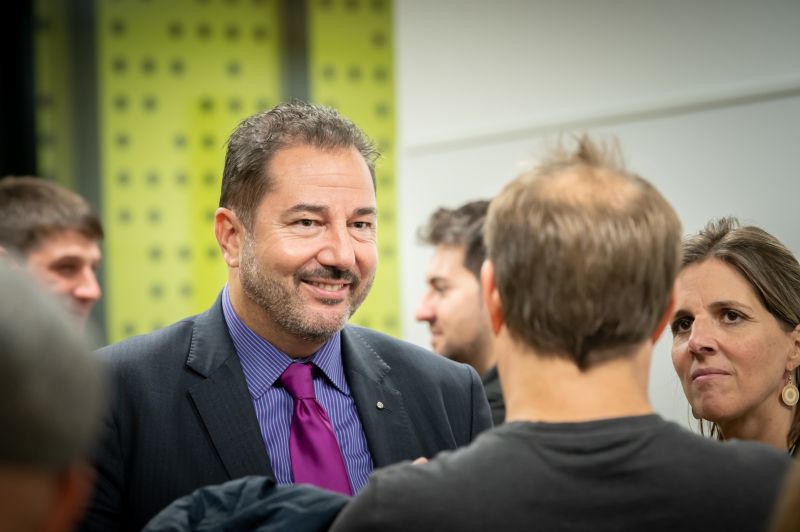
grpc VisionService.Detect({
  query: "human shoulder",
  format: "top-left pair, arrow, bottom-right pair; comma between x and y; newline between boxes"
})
96,315 -> 198,368
642,417 -> 792,498
657,418 -> 789,464
332,428 -> 512,531
343,325 -> 435,358
710,435 -> 792,473
342,324 -> 475,377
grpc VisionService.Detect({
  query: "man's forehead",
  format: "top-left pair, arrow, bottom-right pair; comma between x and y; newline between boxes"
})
427,245 -> 470,277
27,230 -> 101,259
283,203 -> 376,216
432,244 -> 467,261
268,143 -> 369,175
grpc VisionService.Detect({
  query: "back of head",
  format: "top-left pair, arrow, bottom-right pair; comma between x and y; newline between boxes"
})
0,176 -> 103,256
485,135 -> 682,369
220,101 -> 378,231
418,200 -> 489,278
0,263 -> 106,469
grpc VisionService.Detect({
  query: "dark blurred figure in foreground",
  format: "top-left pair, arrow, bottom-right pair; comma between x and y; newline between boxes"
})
416,200 -> 505,424
0,177 -> 103,328
0,263 -> 106,532
770,459 -> 800,532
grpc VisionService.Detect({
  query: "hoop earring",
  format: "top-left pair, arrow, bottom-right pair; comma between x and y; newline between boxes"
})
781,375 -> 799,407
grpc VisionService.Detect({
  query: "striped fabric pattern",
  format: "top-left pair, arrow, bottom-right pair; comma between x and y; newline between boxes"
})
220,286 -> 374,493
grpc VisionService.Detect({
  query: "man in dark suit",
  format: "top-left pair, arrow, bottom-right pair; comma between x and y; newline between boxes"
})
80,102 -> 492,531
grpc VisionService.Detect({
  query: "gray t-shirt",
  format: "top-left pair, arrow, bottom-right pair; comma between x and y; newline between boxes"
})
332,415 -> 790,532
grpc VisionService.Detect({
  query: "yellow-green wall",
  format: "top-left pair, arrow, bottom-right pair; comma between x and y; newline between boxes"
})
37,0 -> 398,342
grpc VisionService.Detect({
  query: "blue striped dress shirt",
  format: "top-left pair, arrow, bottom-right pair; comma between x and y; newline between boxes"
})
221,286 -> 374,493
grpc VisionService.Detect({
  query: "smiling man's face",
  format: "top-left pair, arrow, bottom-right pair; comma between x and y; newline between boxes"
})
237,143 -> 378,346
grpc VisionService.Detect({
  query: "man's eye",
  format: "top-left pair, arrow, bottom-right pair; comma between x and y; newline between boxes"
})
296,219 -> 317,227
352,221 -> 373,230
53,264 -> 79,276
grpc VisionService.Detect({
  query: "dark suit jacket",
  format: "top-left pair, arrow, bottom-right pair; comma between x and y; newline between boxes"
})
481,366 -> 505,426
80,295 -> 492,531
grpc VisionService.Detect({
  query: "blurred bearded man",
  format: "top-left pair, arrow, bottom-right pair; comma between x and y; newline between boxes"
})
417,200 -> 504,424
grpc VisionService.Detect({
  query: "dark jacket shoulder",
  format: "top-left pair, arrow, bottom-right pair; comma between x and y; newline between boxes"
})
342,324 -> 477,378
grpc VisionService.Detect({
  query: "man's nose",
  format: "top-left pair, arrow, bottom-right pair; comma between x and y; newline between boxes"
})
317,226 -> 357,271
74,267 -> 102,302
415,294 -> 435,323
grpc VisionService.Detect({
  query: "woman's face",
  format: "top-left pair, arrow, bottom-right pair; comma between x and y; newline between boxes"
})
671,258 -> 800,425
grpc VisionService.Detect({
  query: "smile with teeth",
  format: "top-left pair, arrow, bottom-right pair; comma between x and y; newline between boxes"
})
306,281 -> 349,293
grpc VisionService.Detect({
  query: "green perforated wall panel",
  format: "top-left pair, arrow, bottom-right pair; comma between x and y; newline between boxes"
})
98,0 -> 283,341
34,0 -> 75,189
307,0 -> 398,336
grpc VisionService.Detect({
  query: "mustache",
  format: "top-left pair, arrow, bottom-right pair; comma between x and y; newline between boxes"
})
296,266 -> 360,286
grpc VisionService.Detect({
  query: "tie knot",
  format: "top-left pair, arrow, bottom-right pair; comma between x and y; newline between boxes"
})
280,363 -> 315,400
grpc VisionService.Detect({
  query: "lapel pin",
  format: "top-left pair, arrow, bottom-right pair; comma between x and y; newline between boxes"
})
376,401 -> 385,410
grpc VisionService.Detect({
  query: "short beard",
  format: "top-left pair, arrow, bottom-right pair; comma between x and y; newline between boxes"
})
439,321 -> 493,373
239,235 -> 374,345
440,343 -> 479,367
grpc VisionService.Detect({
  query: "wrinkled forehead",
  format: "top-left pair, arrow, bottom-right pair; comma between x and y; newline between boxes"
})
265,143 -> 375,191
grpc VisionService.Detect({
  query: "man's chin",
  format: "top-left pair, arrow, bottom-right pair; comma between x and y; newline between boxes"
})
65,302 -> 92,327
436,345 -> 463,362
431,342 -> 450,357
294,310 -> 350,338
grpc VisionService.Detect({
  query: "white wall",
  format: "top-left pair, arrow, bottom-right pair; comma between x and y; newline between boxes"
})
393,0 -> 800,427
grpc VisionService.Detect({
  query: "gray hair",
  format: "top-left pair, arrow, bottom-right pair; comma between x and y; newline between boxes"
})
0,264 -> 107,469
220,101 -> 379,231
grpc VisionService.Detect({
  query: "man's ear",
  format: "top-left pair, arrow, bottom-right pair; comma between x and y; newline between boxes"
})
480,260 -> 504,334
214,208 -> 245,268
651,293 -> 675,344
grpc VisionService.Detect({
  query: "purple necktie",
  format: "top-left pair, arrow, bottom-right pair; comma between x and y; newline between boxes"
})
279,362 -> 352,495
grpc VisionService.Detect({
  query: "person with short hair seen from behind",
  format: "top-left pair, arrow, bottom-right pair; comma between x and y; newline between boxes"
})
769,459 -> 800,532
80,102 -> 492,531
671,218 -> 800,454
416,200 -> 505,424
331,136 -> 791,532
0,176 -> 103,328
0,263 -> 107,532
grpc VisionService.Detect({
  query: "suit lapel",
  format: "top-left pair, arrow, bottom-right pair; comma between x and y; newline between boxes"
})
341,327 -> 419,467
185,296 -> 273,480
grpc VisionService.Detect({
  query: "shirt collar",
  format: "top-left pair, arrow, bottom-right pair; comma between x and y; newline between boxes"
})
221,285 -> 349,398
